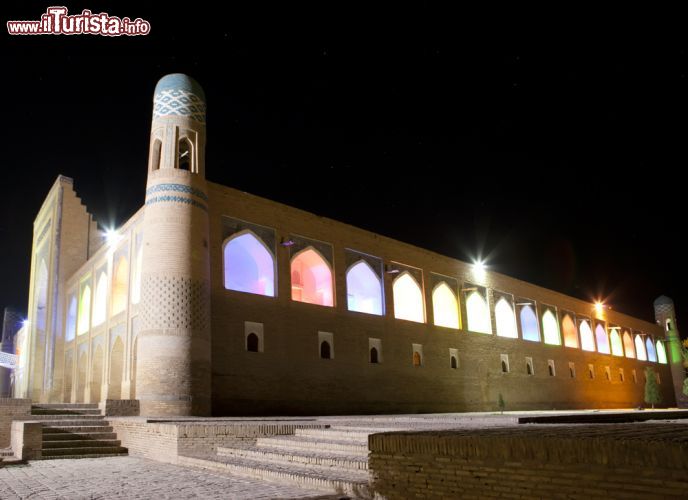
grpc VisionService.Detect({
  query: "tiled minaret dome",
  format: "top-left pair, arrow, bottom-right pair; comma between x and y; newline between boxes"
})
153,73 -> 206,123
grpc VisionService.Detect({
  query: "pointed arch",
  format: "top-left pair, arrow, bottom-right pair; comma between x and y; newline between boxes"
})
466,291 -> 491,334
111,255 -> 129,316
90,345 -> 103,403
542,310 -> 560,345
178,136 -> 193,171
656,340 -> 668,364
580,321 -> 595,352
150,138 -> 162,171
495,298 -> 517,338
595,324 -> 610,354
610,329 -> 624,356
65,295 -> 77,342
432,282 -> 459,329
635,334 -> 647,361
76,351 -> 87,403
393,272 -> 425,323
562,314 -> 578,348
645,337 -> 657,362
519,305 -> 540,342
346,260 -> 383,315
77,284 -> 91,335
131,241 -> 143,305
224,230 -> 276,297
109,337 -> 124,399
35,259 -> 49,331
291,247 -> 333,306
92,271 -> 108,326
623,331 -> 635,358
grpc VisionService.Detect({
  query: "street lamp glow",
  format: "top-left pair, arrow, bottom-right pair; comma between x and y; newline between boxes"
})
472,260 -> 487,281
21,319 -> 29,329
594,302 -> 604,315
104,228 -> 121,247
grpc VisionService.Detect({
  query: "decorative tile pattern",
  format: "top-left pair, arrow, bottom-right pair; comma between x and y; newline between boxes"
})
146,183 -> 208,202
154,89 -> 206,123
145,195 -> 208,212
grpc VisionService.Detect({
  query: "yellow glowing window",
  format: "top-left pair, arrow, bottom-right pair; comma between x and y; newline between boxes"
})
562,315 -> 578,348
111,255 -> 129,316
656,340 -> 668,364
580,321 -> 595,351
92,272 -> 108,327
610,330 -> 624,357
634,335 -> 647,361
495,298 -> 517,338
622,331 -> 635,358
432,282 -> 459,329
466,291 -> 491,334
393,272 -> 425,323
542,310 -> 560,345
291,248 -> 334,307
77,284 -> 91,335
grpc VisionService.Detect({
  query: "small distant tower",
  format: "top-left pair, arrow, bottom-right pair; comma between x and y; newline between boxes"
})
137,74 -> 212,416
654,295 -> 687,408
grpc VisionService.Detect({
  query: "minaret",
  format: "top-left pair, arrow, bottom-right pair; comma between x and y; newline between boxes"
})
654,295 -> 686,408
137,74 -> 211,416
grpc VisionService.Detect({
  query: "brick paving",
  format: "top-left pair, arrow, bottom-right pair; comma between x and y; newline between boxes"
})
0,456 -> 345,499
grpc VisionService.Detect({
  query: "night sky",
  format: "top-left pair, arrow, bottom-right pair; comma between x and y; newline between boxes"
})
2,5 -> 686,332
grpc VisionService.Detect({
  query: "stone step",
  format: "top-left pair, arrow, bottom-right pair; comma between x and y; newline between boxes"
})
42,432 -> 117,441
294,428 -> 377,441
42,439 -> 122,449
37,452 -> 128,460
256,436 -> 368,455
32,403 -> 99,409
217,445 -> 368,471
41,446 -> 127,457
19,414 -> 105,421
328,425 -> 404,433
179,453 -> 370,496
44,426 -> 114,434
41,419 -> 109,427
32,408 -> 102,416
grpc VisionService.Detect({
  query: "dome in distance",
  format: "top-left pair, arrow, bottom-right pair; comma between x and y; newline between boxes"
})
153,73 -> 206,123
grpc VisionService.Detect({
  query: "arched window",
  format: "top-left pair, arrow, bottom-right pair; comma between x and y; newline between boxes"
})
178,137 -> 192,171
501,360 -> 508,373
111,256 -> 129,316
432,282 -> 459,329
131,241 -> 142,305
150,138 -> 162,171
291,248 -> 333,307
450,356 -> 457,369
622,331 -> 635,358
34,259 -> 49,331
346,261 -> 383,315
656,340 -> 668,364
580,321 -> 595,352
413,351 -> 422,367
635,335 -> 647,361
562,314 -> 578,348
494,298 -> 517,338
595,324 -> 610,354
526,362 -> 533,375
320,341 -> 332,359
246,333 -> 259,353
224,232 -> 276,297
466,291 -> 491,334
548,364 -> 554,376
92,271 -> 108,327
370,347 -> 379,364
542,310 -> 560,345
65,295 -> 77,342
645,337 -> 657,362
520,305 -> 539,342
610,330 -> 624,357
77,284 -> 91,335
393,272 -> 425,323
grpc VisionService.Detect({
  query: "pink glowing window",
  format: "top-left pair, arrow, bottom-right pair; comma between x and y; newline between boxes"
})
623,331 -> 635,358
595,324 -> 610,354
562,315 -> 578,348
223,232 -> 275,297
291,248 -> 333,307
346,261 -> 383,315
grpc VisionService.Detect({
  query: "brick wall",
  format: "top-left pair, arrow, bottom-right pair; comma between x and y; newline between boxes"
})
369,426 -> 688,498
0,398 -> 31,447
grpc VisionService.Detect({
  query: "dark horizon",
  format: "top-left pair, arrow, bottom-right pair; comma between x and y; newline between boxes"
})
2,7 -> 686,330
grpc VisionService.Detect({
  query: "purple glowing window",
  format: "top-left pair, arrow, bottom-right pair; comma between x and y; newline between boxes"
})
520,305 -> 540,342
595,324 -> 610,354
346,261 -> 383,315
223,232 -> 275,297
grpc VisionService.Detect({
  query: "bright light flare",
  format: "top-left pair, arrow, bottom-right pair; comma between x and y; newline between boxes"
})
104,228 -> 122,247
594,302 -> 604,315
472,260 -> 487,281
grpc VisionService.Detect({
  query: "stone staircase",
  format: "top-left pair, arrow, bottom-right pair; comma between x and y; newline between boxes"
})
180,425 -> 399,496
31,403 -> 128,459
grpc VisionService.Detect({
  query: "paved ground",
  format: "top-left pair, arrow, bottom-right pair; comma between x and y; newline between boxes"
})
0,456 -> 345,500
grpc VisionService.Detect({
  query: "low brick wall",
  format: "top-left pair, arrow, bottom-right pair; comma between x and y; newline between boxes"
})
0,398 -> 31,448
10,421 -> 42,460
369,425 -> 688,498
110,418 -> 327,464
99,399 -> 140,416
